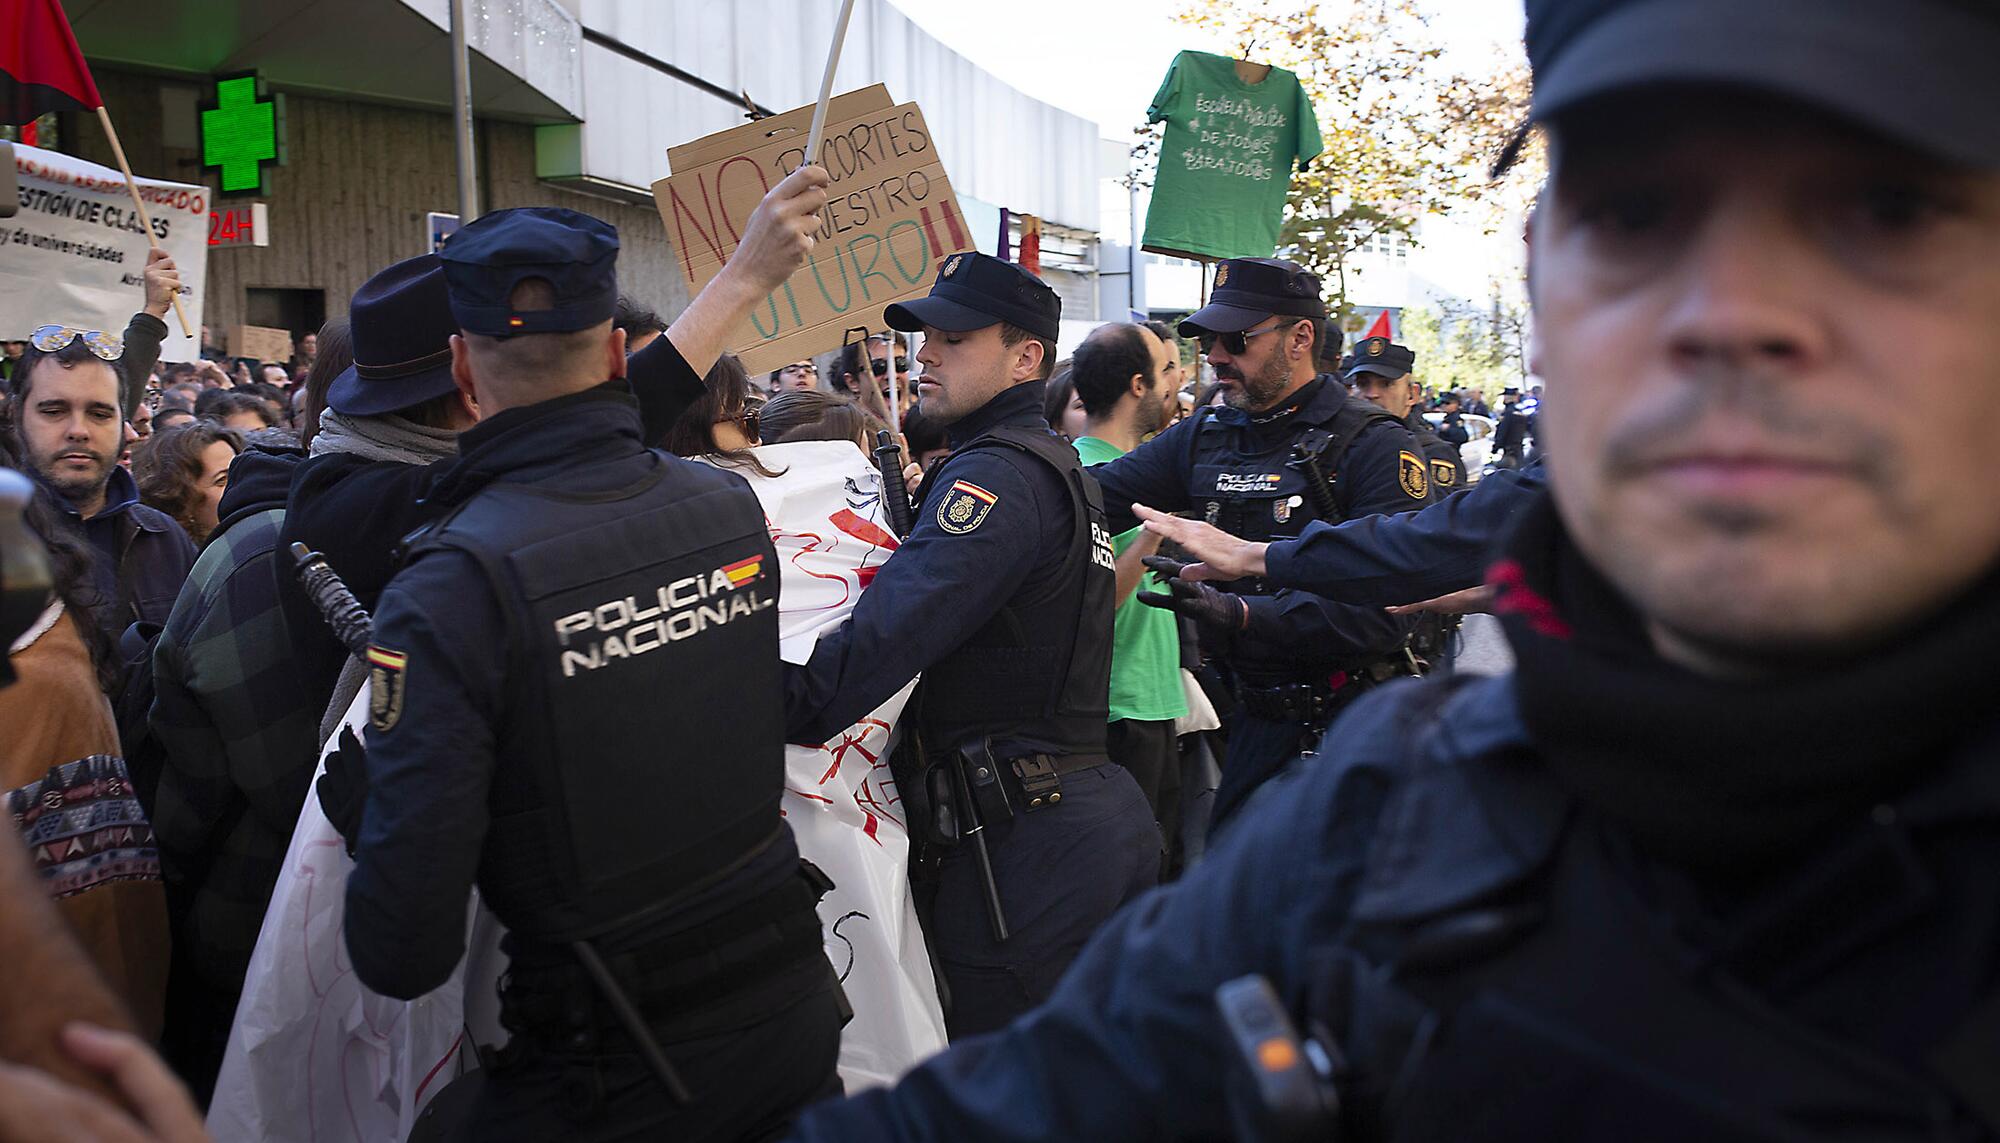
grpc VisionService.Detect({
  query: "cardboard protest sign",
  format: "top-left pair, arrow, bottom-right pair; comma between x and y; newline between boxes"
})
231,324 -> 292,364
653,86 -> 973,375
0,144 -> 208,359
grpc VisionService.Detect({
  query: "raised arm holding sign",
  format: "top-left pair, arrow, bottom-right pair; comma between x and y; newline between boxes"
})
666,163 -> 832,377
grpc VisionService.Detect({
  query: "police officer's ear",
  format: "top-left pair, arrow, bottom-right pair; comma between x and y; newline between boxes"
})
1009,336 -> 1046,385
1284,318 -> 1315,364
605,324 -> 629,382
449,333 -> 479,410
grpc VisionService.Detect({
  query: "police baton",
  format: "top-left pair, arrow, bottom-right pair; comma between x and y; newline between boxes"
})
571,939 -> 695,1105
950,748 -> 1010,944
873,430 -> 916,539
290,543 -> 373,657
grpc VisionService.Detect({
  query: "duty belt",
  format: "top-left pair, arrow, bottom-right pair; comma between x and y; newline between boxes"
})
1235,678 -> 1347,724
498,863 -> 832,1045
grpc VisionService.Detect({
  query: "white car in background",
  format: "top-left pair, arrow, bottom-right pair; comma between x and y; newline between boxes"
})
1424,412 -> 1495,483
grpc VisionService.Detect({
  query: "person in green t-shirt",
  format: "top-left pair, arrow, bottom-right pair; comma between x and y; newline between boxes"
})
1142,51 -> 1323,262
1069,322 -> 1191,856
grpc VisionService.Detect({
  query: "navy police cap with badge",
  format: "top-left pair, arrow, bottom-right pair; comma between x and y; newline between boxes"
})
438,206 -> 621,337
885,251 -> 1061,343
1178,258 -> 1327,337
1524,0 -> 2000,169
1343,338 -> 1416,382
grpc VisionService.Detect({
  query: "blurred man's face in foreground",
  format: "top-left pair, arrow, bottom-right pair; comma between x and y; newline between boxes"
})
1534,92 -> 2000,670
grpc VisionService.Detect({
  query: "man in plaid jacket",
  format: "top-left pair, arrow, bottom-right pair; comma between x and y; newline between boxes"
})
147,435 -> 318,1104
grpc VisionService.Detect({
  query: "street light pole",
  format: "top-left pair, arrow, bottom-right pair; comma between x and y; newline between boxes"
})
450,0 -> 480,223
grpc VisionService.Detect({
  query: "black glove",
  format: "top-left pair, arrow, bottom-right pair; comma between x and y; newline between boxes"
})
1138,556 -> 1249,646
317,726 -> 369,858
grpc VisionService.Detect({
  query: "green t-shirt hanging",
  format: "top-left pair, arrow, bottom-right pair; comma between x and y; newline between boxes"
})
1142,51 -> 1322,262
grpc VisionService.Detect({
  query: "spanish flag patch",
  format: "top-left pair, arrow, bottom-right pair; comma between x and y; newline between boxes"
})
365,644 -> 408,732
722,555 -> 764,587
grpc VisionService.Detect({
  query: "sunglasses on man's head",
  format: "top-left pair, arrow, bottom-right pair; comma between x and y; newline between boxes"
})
1196,320 -> 1293,357
30,325 -> 123,361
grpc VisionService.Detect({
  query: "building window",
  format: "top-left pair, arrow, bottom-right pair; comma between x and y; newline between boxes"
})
1357,230 -> 1410,262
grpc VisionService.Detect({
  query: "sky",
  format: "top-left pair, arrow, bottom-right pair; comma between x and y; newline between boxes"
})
886,0 -> 1527,142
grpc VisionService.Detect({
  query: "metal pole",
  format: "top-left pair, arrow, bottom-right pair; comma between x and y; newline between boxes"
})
1128,177 -> 1140,316
450,0 -> 480,223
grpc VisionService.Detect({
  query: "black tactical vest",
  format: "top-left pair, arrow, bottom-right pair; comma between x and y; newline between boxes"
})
410,454 -> 787,944
1306,684 -> 2000,1142
1191,383 -> 1405,597
917,425 -> 1116,759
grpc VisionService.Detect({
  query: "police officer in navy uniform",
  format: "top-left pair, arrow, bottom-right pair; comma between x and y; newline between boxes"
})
784,252 -> 1160,1039
341,174 -> 849,1141
783,0 -> 2000,1138
1344,337 -> 1466,494
1087,257 -> 1431,832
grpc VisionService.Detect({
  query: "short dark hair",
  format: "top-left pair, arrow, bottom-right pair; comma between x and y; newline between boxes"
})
192,389 -> 273,426
10,340 -> 128,416
999,323 -> 1056,382
836,334 -> 907,389
153,407 -> 196,432
613,295 -> 666,340
1070,324 -> 1156,417
759,390 -> 886,452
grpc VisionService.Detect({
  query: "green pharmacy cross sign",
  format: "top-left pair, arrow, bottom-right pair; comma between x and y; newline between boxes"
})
202,75 -> 281,196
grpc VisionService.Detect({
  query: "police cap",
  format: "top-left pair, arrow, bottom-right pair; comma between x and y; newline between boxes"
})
1178,258 -> 1326,338
1343,337 -> 1416,382
885,252 -> 1061,343
439,207 -> 620,337
1527,0 -> 2000,168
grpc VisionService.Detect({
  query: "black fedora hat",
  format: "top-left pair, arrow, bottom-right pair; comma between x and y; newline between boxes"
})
326,254 -> 462,417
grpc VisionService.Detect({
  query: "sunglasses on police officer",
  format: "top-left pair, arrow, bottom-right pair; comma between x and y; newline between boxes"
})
29,325 -> 124,361
1195,320 -> 1294,357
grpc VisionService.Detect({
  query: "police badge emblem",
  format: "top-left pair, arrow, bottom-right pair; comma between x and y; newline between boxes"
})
1366,337 -> 1387,357
944,254 -> 965,278
1431,458 -> 1457,489
1398,450 -> 1430,500
1213,264 -> 1230,289
936,480 -> 997,534
366,644 -> 407,732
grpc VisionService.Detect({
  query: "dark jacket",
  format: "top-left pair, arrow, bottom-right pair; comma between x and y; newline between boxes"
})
46,464 -> 197,649
119,311 -> 168,417
789,648 -> 2000,1143
1264,459 -> 1546,607
278,336 -> 708,725
148,446 -> 318,1003
345,386 -> 802,999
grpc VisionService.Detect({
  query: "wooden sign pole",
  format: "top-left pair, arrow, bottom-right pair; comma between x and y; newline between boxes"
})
94,106 -> 193,338
805,0 -> 861,166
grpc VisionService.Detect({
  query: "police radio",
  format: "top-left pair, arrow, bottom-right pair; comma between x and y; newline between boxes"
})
1216,975 -> 1342,1143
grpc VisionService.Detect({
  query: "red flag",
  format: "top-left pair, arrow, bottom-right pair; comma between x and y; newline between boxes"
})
1019,214 -> 1042,277
1361,309 -> 1394,341
2,0 -> 103,125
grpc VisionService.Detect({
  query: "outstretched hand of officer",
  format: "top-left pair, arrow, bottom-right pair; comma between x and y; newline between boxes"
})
1132,505 -> 1269,583
316,727 -> 369,858
1139,556 -> 1249,645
